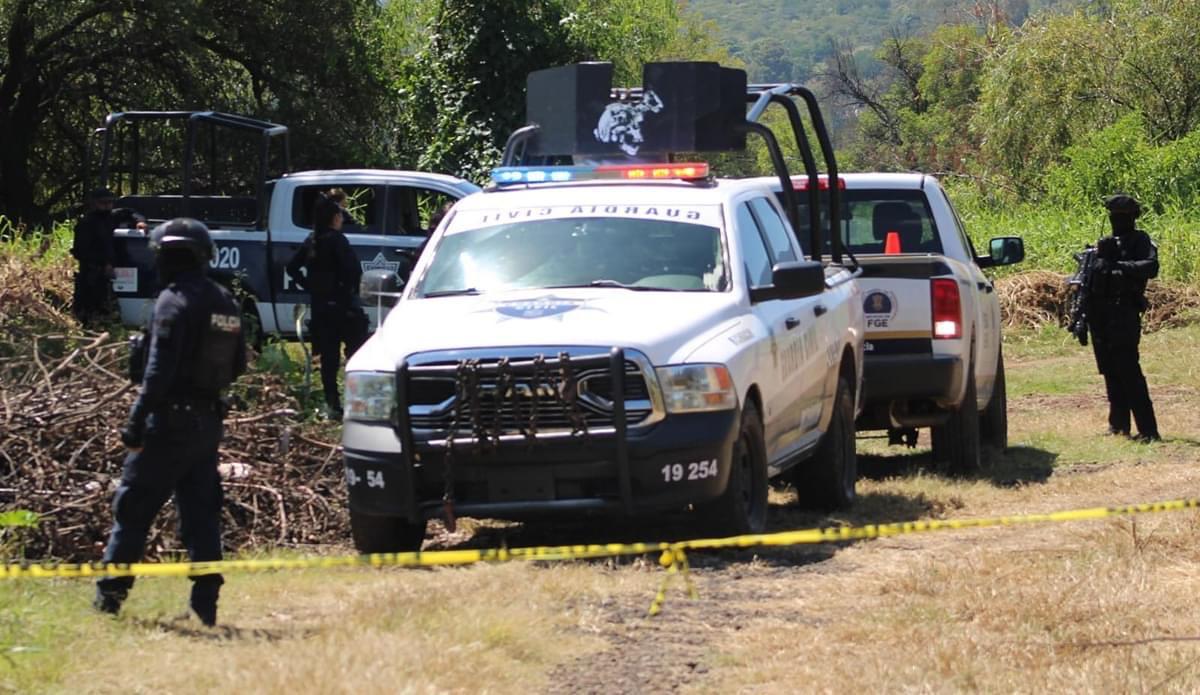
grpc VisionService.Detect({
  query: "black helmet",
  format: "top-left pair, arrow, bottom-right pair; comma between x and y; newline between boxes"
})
149,218 -> 214,264
87,187 -> 117,203
1104,194 -> 1141,218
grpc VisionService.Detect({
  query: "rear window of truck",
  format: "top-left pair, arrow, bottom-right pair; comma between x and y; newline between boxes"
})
783,189 -> 943,256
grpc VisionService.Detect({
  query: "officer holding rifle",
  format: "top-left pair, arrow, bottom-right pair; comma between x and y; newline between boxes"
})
1086,194 -> 1160,442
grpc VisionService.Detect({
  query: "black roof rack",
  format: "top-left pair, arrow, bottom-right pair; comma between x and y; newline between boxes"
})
88,111 -> 291,225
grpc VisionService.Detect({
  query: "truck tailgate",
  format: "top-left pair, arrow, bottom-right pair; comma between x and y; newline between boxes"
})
856,256 -> 954,355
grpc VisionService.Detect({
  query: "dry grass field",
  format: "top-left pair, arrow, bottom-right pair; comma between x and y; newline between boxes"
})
2,324 -> 1198,694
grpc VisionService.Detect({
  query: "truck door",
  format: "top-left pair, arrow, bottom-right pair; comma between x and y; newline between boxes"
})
747,197 -> 827,440
736,201 -> 816,461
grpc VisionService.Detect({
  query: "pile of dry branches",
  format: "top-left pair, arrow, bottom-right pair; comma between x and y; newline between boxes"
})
0,328 -> 349,561
996,272 -> 1200,331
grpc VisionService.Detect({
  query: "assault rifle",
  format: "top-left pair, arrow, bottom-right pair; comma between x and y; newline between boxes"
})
1066,245 -> 1097,345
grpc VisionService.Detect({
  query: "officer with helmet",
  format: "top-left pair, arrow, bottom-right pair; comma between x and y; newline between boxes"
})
94,218 -> 247,626
1088,194 -> 1160,442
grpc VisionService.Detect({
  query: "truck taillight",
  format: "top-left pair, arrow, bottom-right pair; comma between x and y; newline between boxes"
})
931,278 -> 961,339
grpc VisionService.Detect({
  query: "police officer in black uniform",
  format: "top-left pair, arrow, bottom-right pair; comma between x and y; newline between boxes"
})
94,218 -> 247,626
70,188 -> 146,325
286,192 -> 368,419
1088,194 -> 1160,442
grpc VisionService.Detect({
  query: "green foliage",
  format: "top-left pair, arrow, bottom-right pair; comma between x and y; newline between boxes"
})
1044,113 -> 1200,213
561,0 -> 681,85
0,0 -> 388,226
0,510 -> 39,559
0,510 -> 38,529
973,0 -> 1200,197
388,0 -> 585,181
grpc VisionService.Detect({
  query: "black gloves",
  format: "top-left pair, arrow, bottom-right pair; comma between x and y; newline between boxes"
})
1096,236 -> 1119,261
120,420 -> 145,449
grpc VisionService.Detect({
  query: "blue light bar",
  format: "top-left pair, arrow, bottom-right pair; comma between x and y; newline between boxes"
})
490,166 -> 592,185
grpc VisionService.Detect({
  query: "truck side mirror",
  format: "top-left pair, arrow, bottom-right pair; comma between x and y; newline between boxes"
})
361,269 -> 405,308
765,260 -> 826,301
982,236 -> 1024,267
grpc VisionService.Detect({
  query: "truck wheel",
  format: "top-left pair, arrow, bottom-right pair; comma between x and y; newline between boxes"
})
705,401 -> 768,536
793,376 -> 857,510
350,510 -> 427,553
980,350 -> 1008,451
931,356 -> 981,475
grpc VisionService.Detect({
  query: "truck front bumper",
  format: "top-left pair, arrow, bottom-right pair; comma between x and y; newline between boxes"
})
344,409 -> 739,523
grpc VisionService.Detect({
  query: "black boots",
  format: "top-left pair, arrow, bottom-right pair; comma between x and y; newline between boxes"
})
93,588 -> 124,616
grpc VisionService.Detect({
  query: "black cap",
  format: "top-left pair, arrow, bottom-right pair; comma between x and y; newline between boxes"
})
87,187 -> 117,202
149,217 -> 214,263
1104,194 -> 1141,218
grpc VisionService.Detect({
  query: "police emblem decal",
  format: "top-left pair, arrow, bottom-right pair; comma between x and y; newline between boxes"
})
863,289 -> 898,329
361,252 -> 401,274
593,90 -> 665,156
494,296 -> 585,319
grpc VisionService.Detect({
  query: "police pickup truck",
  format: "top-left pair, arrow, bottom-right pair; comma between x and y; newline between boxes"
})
93,112 -> 479,342
764,173 -> 1024,473
340,62 -> 865,552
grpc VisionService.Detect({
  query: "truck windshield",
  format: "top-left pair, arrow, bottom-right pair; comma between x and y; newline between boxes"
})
414,215 -> 727,297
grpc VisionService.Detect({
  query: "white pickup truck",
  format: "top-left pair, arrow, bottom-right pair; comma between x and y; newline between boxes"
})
767,173 -> 1024,473
340,64 -> 865,551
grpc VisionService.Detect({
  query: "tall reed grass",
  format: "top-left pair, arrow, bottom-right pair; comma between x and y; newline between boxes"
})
949,187 -> 1199,287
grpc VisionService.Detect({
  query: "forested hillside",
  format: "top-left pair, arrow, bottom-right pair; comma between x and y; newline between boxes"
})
687,0 -> 1081,82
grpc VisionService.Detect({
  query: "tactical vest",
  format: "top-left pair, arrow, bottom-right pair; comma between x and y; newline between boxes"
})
192,308 -> 242,393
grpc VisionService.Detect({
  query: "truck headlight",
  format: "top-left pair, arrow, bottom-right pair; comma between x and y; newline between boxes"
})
345,372 -> 394,422
655,364 -> 737,413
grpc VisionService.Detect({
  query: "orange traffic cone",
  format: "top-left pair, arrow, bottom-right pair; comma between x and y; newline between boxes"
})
884,230 -> 901,254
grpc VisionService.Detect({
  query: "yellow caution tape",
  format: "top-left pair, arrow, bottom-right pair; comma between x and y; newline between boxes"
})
2,498 -> 1197,582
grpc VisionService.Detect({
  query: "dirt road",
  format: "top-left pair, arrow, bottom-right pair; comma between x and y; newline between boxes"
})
540,445 -> 1200,693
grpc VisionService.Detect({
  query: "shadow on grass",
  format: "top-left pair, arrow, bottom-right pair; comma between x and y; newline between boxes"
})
858,444 -> 1058,488
431,485 -> 947,571
131,614 -> 316,642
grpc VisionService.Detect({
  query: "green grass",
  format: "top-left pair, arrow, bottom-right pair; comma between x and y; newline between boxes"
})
0,218 -> 73,268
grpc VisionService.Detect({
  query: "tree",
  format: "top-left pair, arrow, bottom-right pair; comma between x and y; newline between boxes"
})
972,0 -> 1200,196
390,0 -> 586,181
387,0 -> 734,182
0,0 -> 386,227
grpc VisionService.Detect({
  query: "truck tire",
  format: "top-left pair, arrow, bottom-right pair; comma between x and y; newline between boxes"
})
793,376 -> 857,511
705,401 -> 768,536
350,510 -> 427,554
980,350 -> 1008,451
931,355 -> 981,475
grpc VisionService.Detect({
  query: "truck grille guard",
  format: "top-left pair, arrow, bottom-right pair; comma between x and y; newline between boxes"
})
391,348 -> 661,521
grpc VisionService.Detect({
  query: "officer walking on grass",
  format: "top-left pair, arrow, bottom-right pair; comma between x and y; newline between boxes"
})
1087,194 -> 1160,442
94,218 -> 247,626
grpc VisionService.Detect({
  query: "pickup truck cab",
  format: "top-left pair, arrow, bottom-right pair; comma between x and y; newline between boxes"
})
111,169 -> 478,339
765,173 -> 1023,473
91,111 -> 479,342
341,62 -> 865,552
